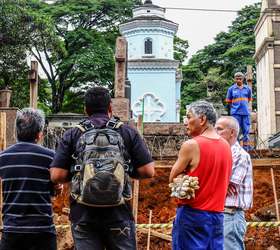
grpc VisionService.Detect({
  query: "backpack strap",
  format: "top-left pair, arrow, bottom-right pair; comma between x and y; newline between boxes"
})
72,120 -> 95,168
106,116 -> 123,130
75,120 -> 95,132
106,117 -> 131,172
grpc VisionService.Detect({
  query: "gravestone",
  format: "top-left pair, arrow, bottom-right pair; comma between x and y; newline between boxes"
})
0,108 -> 17,147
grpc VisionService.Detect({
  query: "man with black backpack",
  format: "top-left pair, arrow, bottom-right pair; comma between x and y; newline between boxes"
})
50,87 -> 155,250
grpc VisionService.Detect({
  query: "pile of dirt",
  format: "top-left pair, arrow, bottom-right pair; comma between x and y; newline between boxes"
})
137,164 -> 280,250
245,169 -> 280,250
54,161 -> 280,250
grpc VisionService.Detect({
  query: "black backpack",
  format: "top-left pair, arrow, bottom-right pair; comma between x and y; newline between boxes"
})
71,117 -> 132,207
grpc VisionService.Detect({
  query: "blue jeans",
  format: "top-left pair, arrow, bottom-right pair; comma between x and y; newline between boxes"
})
71,220 -> 136,250
172,206 -> 224,250
224,210 -> 246,250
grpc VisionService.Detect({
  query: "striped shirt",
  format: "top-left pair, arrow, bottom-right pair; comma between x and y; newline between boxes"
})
225,142 -> 253,210
0,142 -> 55,234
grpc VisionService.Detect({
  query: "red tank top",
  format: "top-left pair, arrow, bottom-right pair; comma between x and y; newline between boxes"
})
177,136 -> 232,212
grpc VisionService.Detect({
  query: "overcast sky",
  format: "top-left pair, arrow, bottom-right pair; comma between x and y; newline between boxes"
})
152,0 -> 261,58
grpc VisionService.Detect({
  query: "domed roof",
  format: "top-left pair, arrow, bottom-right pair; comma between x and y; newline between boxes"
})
142,0 -> 162,9
120,0 -> 178,34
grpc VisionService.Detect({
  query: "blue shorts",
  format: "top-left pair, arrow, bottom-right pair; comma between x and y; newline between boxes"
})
172,206 -> 224,250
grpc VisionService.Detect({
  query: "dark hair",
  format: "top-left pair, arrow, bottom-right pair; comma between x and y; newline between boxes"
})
16,108 -> 45,142
85,87 -> 111,115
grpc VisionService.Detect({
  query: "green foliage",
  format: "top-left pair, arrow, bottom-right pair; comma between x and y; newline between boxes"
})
174,36 -> 189,65
201,68 -> 229,104
180,64 -> 205,118
31,0 -> 139,113
62,90 -> 84,114
0,1 -> 29,89
180,3 -> 261,115
0,0 -> 139,113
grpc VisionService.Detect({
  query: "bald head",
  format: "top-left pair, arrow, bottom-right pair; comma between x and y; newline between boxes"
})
219,116 -> 240,135
215,116 -> 240,145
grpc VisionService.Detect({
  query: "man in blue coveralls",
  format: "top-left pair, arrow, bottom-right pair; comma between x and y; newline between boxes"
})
226,72 -> 252,151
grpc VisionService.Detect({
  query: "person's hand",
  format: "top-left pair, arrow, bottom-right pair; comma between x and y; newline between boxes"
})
53,184 -> 63,196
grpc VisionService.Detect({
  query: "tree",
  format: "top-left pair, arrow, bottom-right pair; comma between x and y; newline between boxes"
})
0,1 -> 32,108
180,64 -> 205,118
201,68 -> 228,105
0,1 -> 29,89
181,3 -> 261,113
0,0 -> 141,112
1,0 -> 188,113
174,36 -> 189,65
26,0 -> 140,113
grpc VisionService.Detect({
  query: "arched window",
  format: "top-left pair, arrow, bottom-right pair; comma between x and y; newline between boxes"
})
144,38 -> 153,54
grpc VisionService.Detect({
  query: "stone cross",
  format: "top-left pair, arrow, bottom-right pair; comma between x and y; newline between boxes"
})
114,37 -> 127,98
28,61 -> 39,109
111,37 -> 130,121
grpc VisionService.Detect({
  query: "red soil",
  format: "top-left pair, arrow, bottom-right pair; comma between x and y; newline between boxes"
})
54,161 -> 280,250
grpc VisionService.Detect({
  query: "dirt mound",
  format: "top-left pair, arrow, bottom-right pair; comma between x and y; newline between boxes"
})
54,162 -> 280,250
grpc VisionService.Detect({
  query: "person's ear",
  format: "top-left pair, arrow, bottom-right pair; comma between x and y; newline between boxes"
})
233,129 -> 238,138
108,102 -> 113,118
36,131 -> 44,144
85,106 -> 93,116
200,115 -> 207,126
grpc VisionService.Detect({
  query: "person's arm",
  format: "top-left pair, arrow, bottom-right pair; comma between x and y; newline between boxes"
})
230,153 -> 251,187
135,162 -> 155,178
125,126 -> 155,179
248,87 -> 253,103
50,168 -> 70,184
169,140 -> 194,183
225,87 -> 233,115
227,147 -> 251,197
49,129 -> 77,184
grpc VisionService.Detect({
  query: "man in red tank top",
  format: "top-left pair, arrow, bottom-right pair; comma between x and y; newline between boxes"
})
170,100 -> 232,250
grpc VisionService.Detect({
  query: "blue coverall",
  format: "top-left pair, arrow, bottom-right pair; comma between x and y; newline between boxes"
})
226,83 -> 252,150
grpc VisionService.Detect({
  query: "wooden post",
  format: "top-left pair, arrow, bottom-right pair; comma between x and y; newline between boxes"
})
246,65 -> 253,112
132,179 -> 139,224
114,37 -> 127,98
132,115 -> 143,224
147,210 -> 152,250
0,112 -> 6,228
29,61 -> 39,109
270,168 -> 280,235
0,112 -> 6,151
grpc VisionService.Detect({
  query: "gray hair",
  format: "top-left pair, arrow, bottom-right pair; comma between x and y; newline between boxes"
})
16,108 -> 45,142
234,72 -> 244,78
219,116 -> 240,135
187,100 -> 217,126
